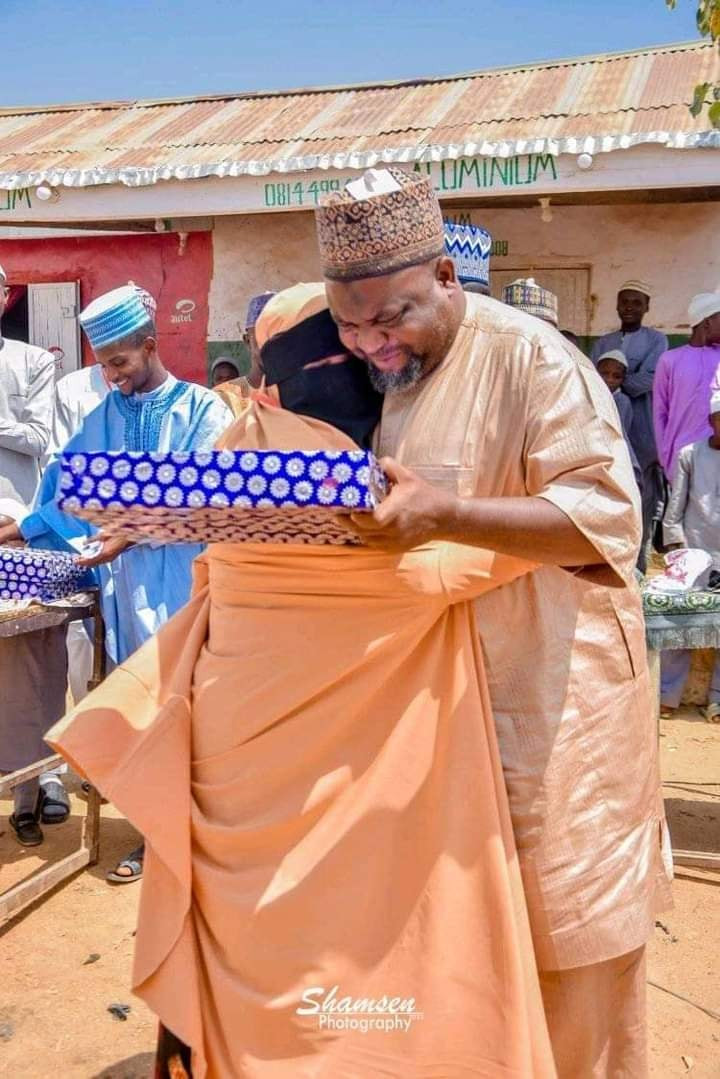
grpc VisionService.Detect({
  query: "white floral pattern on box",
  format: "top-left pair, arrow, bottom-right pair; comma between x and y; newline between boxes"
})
0,546 -> 84,602
58,450 -> 388,547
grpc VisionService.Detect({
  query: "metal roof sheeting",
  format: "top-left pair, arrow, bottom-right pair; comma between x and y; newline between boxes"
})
0,40 -> 718,190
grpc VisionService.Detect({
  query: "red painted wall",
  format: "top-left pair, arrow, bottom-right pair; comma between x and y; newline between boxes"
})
0,231 -> 212,384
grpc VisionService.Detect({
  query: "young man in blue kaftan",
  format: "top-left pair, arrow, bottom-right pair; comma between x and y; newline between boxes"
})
20,286 -> 232,665
0,285 -> 232,875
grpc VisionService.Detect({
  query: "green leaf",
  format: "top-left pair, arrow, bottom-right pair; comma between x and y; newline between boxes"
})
690,82 -> 711,117
709,101 -> 720,129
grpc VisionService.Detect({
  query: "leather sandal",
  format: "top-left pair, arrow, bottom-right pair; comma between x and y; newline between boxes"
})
10,811 -> 44,847
107,844 -> 145,884
38,779 -> 71,824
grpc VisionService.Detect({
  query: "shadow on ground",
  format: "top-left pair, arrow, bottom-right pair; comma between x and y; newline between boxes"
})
664,796 -> 720,853
92,1050 -> 155,1078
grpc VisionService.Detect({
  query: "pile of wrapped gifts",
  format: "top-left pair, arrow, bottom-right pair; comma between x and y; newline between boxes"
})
0,546 -> 85,603
59,449 -> 388,546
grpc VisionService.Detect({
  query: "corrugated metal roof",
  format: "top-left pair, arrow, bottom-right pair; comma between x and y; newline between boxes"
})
0,40 -> 718,190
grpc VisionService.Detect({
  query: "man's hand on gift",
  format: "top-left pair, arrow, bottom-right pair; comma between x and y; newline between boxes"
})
346,458 -> 605,572
346,458 -> 457,551
76,531 -> 133,568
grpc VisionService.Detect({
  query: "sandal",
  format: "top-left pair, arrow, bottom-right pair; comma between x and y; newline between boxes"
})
107,844 -> 145,884
703,702 -> 720,724
38,779 -> 70,824
10,811 -> 44,847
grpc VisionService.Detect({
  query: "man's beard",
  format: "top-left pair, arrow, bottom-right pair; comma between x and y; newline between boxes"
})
367,355 -> 424,394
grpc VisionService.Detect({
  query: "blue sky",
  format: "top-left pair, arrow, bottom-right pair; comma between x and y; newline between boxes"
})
2,0 -> 702,107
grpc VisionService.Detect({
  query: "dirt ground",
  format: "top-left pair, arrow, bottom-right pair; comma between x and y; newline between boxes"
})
1,710 -> 718,1079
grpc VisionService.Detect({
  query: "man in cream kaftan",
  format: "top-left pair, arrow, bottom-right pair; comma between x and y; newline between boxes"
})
315,168 -> 671,1077
374,293 -> 672,1076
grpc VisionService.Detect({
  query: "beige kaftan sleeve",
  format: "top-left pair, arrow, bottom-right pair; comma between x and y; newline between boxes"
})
524,341 -> 642,584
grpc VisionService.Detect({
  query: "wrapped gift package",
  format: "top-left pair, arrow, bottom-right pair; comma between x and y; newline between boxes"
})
0,546 -> 85,602
59,449 -> 387,546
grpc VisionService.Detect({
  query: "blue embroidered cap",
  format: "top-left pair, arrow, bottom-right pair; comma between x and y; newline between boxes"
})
443,222 -> 491,290
245,291 -> 276,331
79,285 -> 154,351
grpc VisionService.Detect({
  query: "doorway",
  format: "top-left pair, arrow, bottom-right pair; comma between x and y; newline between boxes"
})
1,284 -> 29,341
27,282 -> 81,379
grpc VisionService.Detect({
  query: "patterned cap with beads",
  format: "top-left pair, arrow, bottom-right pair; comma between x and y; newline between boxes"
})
315,167 -> 445,282
501,277 -> 558,327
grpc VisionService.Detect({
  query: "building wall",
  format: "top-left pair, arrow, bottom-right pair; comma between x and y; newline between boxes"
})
0,231 -> 213,382
207,211 -> 321,373
442,200 -> 720,338
7,199 -> 714,382
208,200 -> 720,363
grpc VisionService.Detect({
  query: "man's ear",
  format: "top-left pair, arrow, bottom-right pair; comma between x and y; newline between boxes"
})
436,256 -> 458,288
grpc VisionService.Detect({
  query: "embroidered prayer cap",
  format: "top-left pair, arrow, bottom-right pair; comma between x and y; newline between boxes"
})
128,281 -> 158,318
689,292 -> 720,328
597,349 -> 628,369
618,279 -> 652,299
502,277 -> 558,327
255,283 -> 329,350
245,291 -> 276,331
710,390 -> 720,416
443,221 -> 491,291
315,167 -> 445,282
0,264 -> 6,284
79,285 -> 154,351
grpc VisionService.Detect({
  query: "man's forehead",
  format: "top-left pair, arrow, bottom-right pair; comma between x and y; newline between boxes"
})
618,289 -> 647,301
326,267 -> 424,322
96,342 -> 134,363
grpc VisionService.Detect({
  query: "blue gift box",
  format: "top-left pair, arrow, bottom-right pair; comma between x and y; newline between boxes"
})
0,546 -> 85,602
58,450 -> 387,546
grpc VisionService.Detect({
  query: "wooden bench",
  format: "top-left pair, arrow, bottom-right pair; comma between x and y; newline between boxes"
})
0,755 -> 101,923
0,594 -> 106,923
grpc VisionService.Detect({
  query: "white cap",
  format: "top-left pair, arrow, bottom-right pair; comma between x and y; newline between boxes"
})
597,348 -> 628,369
618,279 -> 651,299
0,264 -> 6,283
688,292 -> 720,328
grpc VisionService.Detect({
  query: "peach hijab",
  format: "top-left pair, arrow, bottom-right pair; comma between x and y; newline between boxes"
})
49,402 -> 555,1077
